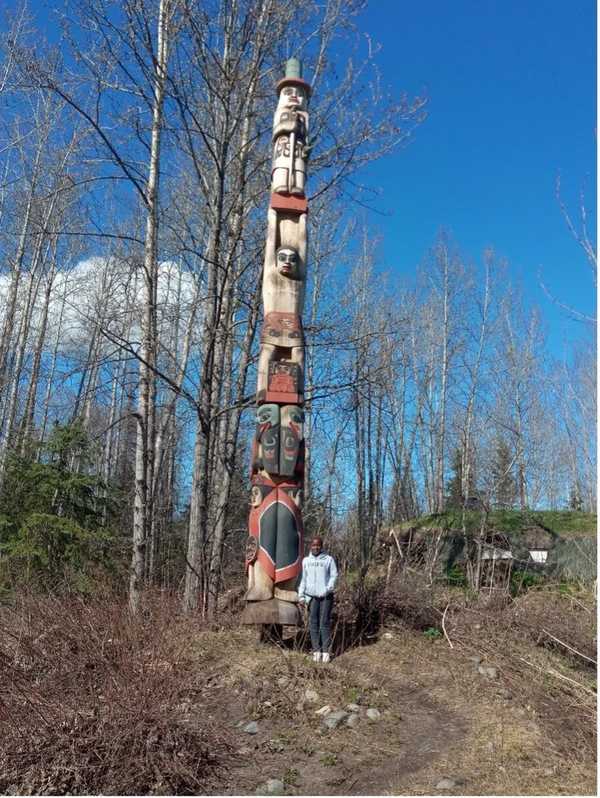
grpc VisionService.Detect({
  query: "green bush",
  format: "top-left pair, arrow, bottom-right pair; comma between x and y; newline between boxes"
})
510,569 -> 545,595
445,564 -> 467,587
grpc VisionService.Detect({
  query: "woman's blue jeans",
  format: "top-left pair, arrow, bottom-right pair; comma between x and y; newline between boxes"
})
308,594 -> 334,653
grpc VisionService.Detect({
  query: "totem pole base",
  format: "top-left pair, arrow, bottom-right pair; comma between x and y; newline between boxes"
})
240,598 -> 301,626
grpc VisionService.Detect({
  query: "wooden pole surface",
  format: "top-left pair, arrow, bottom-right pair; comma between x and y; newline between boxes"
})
241,60 -> 311,626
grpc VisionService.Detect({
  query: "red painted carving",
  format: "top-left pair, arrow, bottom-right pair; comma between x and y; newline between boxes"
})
270,192 -> 308,213
261,312 -> 303,346
276,76 -> 312,96
246,477 -> 303,583
265,360 -> 302,403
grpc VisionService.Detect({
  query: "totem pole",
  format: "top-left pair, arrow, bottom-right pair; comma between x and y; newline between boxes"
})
241,59 -> 310,626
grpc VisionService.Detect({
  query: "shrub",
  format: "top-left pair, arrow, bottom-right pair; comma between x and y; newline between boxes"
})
510,569 -> 545,595
0,592 -> 230,794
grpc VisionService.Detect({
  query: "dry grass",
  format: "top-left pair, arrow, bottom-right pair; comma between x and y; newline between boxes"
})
0,590 -> 231,795
374,575 -> 596,794
0,576 -> 595,795
200,574 -> 596,795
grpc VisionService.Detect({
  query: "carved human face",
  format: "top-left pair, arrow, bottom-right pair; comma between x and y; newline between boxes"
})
276,247 -> 300,279
280,84 -> 306,110
250,486 -> 262,507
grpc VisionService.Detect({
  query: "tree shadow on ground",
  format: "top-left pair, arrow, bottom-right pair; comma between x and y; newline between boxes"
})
259,604 -> 382,657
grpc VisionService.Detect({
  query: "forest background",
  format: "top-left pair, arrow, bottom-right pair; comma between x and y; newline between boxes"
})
0,0 -> 595,616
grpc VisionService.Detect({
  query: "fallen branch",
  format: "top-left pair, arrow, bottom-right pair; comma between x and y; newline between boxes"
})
518,657 -> 596,696
541,628 -> 596,665
441,603 -> 454,649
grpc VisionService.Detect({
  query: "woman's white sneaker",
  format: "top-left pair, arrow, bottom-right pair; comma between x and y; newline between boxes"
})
321,652 -> 331,663
312,651 -> 322,662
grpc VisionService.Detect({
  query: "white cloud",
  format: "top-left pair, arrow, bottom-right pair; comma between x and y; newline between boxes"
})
0,257 -> 203,360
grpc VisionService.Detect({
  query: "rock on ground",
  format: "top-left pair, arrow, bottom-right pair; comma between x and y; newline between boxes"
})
366,708 -> 381,721
243,721 -> 259,734
323,710 -> 348,729
435,777 -> 464,790
257,778 -> 285,795
477,665 -> 498,679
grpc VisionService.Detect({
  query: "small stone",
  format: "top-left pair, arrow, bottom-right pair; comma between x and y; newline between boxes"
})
304,689 -> 319,703
366,708 -> 381,721
477,665 -> 498,679
345,703 -> 360,712
435,778 -> 457,790
243,721 -> 259,734
315,705 -> 332,716
383,632 -> 393,639
260,778 -> 285,795
543,767 -> 555,777
346,713 -> 360,728
323,710 -> 347,729
263,700 -> 273,707
277,677 -> 289,689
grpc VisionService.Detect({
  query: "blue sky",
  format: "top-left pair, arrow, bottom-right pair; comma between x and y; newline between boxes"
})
12,0 -> 596,357
355,0 -> 596,355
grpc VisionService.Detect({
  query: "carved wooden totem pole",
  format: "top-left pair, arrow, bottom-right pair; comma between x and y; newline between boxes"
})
241,59 -> 310,626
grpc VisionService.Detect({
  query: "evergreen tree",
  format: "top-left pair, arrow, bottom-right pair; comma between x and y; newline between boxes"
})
0,423 -> 117,586
568,484 -> 584,511
389,470 -> 420,522
445,448 -> 478,509
445,449 -> 464,509
491,439 -> 517,509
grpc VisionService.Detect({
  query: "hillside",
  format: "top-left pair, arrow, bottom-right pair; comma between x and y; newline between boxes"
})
401,510 -> 597,539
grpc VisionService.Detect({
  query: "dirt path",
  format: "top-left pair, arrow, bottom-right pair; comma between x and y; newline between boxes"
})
197,629 -> 468,796
195,623 -> 594,796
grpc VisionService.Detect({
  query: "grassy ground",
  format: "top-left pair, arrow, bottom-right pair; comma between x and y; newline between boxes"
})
200,585 -> 596,796
0,580 -> 596,795
404,509 -> 597,538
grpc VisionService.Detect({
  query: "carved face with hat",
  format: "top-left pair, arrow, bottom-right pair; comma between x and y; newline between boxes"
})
278,83 -> 307,111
